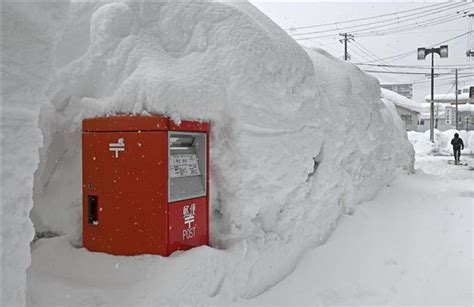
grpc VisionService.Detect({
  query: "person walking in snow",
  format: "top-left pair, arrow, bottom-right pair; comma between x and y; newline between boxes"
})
450,133 -> 464,164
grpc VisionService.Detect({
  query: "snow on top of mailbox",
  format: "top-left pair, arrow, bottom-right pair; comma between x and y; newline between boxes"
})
29,1 -> 414,305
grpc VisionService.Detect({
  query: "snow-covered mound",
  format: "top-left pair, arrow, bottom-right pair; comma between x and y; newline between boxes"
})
2,3 -> 69,306
381,88 -> 423,114
3,1 -> 413,305
408,129 -> 474,156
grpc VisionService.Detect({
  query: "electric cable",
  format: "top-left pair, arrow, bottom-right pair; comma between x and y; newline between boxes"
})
363,70 -> 452,75
285,2 -> 447,31
356,63 -> 474,70
291,2 -> 466,37
352,41 -> 393,67
356,11 -> 472,37
349,42 -> 403,82
356,31 -> 473,64
296,10 -> 470,40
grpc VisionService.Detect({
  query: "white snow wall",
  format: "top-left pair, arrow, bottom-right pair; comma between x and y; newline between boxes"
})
27,1 -> 414,302
2,2 -> 69,306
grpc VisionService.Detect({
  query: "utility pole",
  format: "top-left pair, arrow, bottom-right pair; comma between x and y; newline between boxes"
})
431,51 -> 435,131
339,33 -> 354,61
455,68 -> 459,130
467,14 -> 474,58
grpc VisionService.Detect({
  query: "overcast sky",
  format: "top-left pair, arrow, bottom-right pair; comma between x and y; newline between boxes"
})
251,1 -> 474,102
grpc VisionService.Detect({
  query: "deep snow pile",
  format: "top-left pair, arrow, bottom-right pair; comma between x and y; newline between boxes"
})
408,129 -> 474,156
2,3 -> 69,306
4,1 -> 413,305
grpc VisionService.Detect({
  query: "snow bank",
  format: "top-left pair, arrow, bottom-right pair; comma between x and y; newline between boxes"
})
2,2 -> 69,306
26,1 -> 413,305
408,129 -> 474,156
381,88 -> 423,114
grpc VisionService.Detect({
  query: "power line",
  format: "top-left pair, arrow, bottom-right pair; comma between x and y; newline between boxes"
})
348,46 -> 370,62
411,73 -> 474,84
285,2 -> 446,31
352,49 -> 407,83
364,70 -> 473,76
291,2 -> 466,37
443,82 -> 457,96
356,11 -> 471,37
352,41 -> 392,66
358,14 -> 469,37
350,42 -> 401,77
378,73 -> 473,86
348,42 -> 402,83
377,75 -> 472,87
357,63 -> 474,70
363,70 -> 452,75
296,10 -> 470,40
356,30 -> 473,64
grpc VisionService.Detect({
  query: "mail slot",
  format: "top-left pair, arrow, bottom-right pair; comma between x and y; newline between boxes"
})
82,115 -> 209,256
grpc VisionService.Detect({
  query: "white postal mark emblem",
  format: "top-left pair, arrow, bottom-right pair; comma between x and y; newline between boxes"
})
182,203 -> 197,240
109,138 -> 125,158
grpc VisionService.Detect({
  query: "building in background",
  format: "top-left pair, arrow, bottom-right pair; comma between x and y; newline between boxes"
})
381,83 -> 413,99
445,104 -> 474,131
381,88 -> 422,131
420,85 -> 474,131
424,85 -> 473,105
417,106 -> 451,132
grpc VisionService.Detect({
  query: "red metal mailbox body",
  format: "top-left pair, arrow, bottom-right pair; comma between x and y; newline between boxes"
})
82,115 -> 209,256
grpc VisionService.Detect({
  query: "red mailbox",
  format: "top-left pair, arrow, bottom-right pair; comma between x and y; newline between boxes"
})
82,115 -> 209,256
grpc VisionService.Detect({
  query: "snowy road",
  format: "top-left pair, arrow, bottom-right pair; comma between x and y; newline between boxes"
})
243,155 -> 473,305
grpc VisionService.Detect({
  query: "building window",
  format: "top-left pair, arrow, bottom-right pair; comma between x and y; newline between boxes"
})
401,115 -> 412,126
419,119 -> 425,125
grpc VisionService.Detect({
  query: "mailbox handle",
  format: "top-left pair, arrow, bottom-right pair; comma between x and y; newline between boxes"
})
88,195 -> 98,225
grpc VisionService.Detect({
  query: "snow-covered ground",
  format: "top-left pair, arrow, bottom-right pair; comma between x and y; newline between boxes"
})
242,154 -> 474,305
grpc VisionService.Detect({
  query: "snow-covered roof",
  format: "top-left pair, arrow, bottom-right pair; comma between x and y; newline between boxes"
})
424,92 -> 470,102
419,113 -> 447,119
419,102 -> 449,119
381,88 -> 423,114
421,102 -> 447,113
445,103 -> 474,112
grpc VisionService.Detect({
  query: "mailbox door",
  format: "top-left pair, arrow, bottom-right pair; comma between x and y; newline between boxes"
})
83,131 -> 168,256
168,197 -> 208,254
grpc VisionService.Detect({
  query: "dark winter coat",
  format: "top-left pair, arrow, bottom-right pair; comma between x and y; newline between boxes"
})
451,137 -> 464,150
